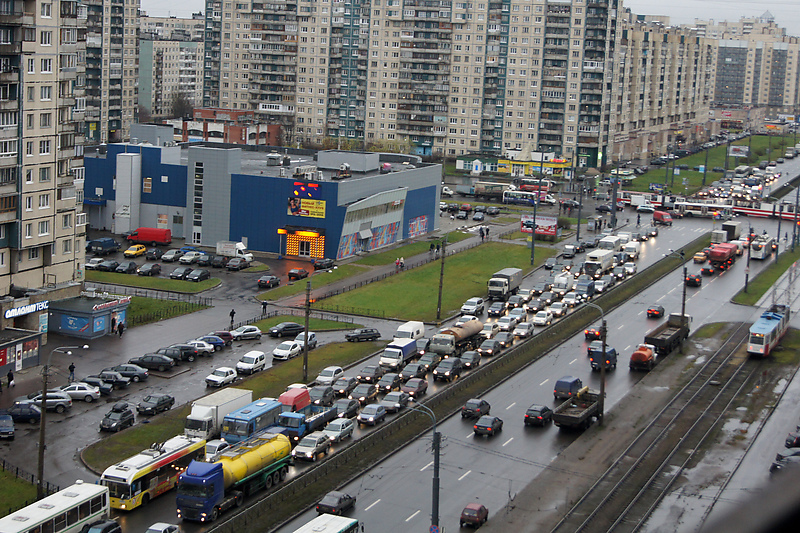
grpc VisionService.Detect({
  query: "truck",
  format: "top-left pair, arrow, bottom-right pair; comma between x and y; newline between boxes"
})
623,241 -> 641,261
176,432 -> 292,522
126,227 -> 172,246
379,338 -> 418,370
707,242 -> 738,267
710,230 -> 728,244
429,319 -> 483,358
629,343 -> 657,371
584,249 -> 616,279
552,273 -> 574,296
473,181 -> 510,200
598,235 -> 623,252
276,406 -> 337,442
216,241 -> 254,262
487,267 -> 523,301
644,313 -> 691,357
553,387 -> 601,430
185,388 -> 253,440
575,278 -> 595,300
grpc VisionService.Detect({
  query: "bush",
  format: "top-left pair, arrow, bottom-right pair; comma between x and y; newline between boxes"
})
557,217 -> 572,229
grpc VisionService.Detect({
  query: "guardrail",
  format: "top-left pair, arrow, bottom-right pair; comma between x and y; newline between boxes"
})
0,458 -> 59,514
210,232 -> 711,533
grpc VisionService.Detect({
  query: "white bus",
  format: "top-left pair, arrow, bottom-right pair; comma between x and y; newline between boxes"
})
0,481 -> 109,533
292,514 -> 362,533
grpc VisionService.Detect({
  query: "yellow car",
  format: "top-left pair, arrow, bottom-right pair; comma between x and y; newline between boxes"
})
124,244 -> 147,258
692,251 -> 707,264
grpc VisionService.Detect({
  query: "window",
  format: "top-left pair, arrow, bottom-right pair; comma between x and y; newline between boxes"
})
40,86 -> 52,100
62,213 -> 72,229
39,167 -> 50,181
41,59 -> 52,73
27,58 -> 34,73
62,239 -> 72,254
24,223 -> 32,239
143,177 -> 152,193
25,196 -> 32,211
40,113 -> 51,128
41,2 -> 51,17
38,220 -> 49,235
39,140 -> 50,154
28,247 -> 39,260
40,31 -> 52,45
38,194 -> 50,209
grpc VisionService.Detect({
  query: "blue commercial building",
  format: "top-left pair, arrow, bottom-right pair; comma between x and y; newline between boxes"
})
83,141 -> 441,261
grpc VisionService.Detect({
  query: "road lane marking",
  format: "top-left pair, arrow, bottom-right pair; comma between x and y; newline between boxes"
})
540,378 -> 549,386
458,470 -> 472,481
569,358 -> 577,365
668,287 -> 676,294
618,324 -> 624,330
466,432 -> 474,438
406,510 -> 421,522
506,402 -> 516,410
365,499 -> 381,511
624,345 -> 631,352
503,437 -> 514,447
657,294 -> 666,301
638,310 -> 644,315
421,461 -> 433,472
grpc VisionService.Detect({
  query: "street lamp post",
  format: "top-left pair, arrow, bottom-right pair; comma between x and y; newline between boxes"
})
745,227 -> 754,292
436,235 -> 448,321
584,302 -> 606,425
409,400 -> 440,529
530,196 -> 538,266
576,182 -> 585,242
666,250 -> 688,353
38,344 -> 89,498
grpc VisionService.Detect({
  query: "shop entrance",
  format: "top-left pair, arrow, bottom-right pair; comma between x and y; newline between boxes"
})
299,241 -> 311,257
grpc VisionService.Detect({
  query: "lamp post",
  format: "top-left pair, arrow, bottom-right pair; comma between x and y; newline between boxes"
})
408,400 -> 440,529
576,181 -> 585,242
745,227 -> 754,292
435,234 -> 448,321
584,302 -> 606,425
530,195 -> 539,266
793,186 -> 800,253
38,344 -> 89,498
666,250 -> 688,353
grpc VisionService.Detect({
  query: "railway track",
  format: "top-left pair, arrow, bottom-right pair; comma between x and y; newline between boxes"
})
550,322 -> 760,533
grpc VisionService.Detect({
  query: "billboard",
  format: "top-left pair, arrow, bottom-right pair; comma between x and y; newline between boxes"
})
520,214 -> 557,236
728,145 -> 749,158
287,197 -> 326,218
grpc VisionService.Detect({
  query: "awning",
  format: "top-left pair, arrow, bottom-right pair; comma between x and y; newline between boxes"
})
83,198 -> 107,206
358,229 -> 373,239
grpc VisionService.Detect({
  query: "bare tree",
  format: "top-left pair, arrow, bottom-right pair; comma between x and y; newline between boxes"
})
138,105 -> 152,124
171,93 -> 194,119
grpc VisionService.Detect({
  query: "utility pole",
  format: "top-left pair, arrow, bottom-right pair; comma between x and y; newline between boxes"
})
610,177 -> 619,229
777,202 -> 783,258
793,186 -> 800,252
702,146 -> 710,187
303,280 -> 311,382
745,227 -> 753,293
530,196 -> 538,265
576,182 -> 584,242
436,235 -> 447,321
599,318 -> 607,425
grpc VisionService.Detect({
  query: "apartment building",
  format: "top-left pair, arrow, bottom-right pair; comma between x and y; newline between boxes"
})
0,0 -> 88,296
140,13 -> 205,41
140,40 -> 204,120
84,0 -> 140,143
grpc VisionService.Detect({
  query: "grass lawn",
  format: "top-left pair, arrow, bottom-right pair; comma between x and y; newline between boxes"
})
692,322 -> 726,340
353,231 -> 472,266
250,314 -> 361,332
773,329 -> 800,366
0,470 -> 39,518
85,270 -> 221,293
242,263 -> 271,273
127,296 -> 210,327
257,264 -> 370,301
315,241 -> 557,321
626,135 -> 798,196
732,246 -> 800,306
492,216 -> 519,224
81,340 -> 384,472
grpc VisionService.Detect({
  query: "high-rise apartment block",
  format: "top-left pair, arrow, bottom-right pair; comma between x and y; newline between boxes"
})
84,0 -> 140,143
0,0 -> 88,295
140,40 -> 204,121
140,13 -> 205,41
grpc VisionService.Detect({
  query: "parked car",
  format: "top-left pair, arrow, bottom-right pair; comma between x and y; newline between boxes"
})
99,402 -> 135,432
461,398 -> 491,419
105,363 -> 150,381
257,275 -> 280,289
314,258 -> 335,270
288,268 -> 310,280
169,266 -> 193,280
268,322 -> 302,338
322,419 -> 355,443
380,390 -> 410,413
0,414 -> 14,439
232,325 -> 264,340
2,403 -> 41,424
272,341 -> 303,361
333,398 -> 360,419
473,415 -> 503,436
145,248 -> 164,260
55,382 -> 99,403
226,257 -> 250,270
16,391 -> 73,413
196,254 -> 212,267
179,251 -> 203,264
93,370 -> 131,389
84,257 -> 105,270
205,367 -> 237,387
137,394 -> 175,415
124,245 -> 147,258
345,328 -> 380,342
96,260 -> 120,272
161,249 -> 184,262
127,354 -> 174,372
157,344 -> 199,362
137,263 -> 161,276
196,335 -> 226,351
357,403 -> 387,426
211,255 -> 230,268
81,376 -> 114,396
524,404 -> 553,427
186,269 -> 211,282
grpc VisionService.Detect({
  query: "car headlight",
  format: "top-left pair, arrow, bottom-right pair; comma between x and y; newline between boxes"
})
368,417 -> 374,421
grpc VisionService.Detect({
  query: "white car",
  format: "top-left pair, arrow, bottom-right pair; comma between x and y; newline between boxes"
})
316,366 -> 344,386
205,367 -> 237,387
441,186 -> 454,197
533,310 -> 553,326
497,316 -> 517,332
323,418 -> 355,442
456,314 -> 478,327
236,350 -> 267,374
541,194 -> 557,206
58,382 -> 101,402
230,325 -> 262,340
84,257 -> 104,270
623,262 -> 637,275
460,297 -> 485,315
273,341 -> 303,361
186,340 -> 214,355
481,322 -> 499,339
513,322 -> 534,338
517,288 -> 533,303
594,279 -> 607,293
295,332 -> 318,349
179,251 -> 203,264
563,292 -> 581,307
549,301 -> 567,318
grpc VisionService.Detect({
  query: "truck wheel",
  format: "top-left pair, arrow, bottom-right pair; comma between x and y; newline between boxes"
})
235,493 -> 244,507
265,474 -> 274,489
210,508 -> 218,522
272,471 -> 281,485
281,466 -> 289,480
151,241 -> 158,246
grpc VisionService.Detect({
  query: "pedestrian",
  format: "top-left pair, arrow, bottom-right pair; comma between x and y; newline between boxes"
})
485,226 -> 490,238
110,316 -> 116,334
429,243 -> 435,257
68,362 -> 75,382
261,300 -> 268,315
400,257 -> 405,270
117,321 -> 124,338
785,232 -> 789,242
7,369 -> 13,388
395,258 -> 400,271
637,213 -> 641,226
229,308 -> 236,328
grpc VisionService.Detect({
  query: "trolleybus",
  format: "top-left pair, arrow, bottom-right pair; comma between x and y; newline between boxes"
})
292,514 -> 361,533
0,481 -> 110,533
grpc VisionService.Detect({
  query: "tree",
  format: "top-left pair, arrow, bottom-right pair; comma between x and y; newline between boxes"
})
171,93 -> 194,119
138,105 -> 151,124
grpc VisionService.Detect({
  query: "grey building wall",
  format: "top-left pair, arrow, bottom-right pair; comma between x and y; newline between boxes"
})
336,165 -> 442,207
130,124 -> 176,147
140,41 -> 154,114
317,151 -> 381,173
187,146 -> 242,245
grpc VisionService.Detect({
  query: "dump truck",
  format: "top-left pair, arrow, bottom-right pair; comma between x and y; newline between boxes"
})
553,387 -> 601,430
429,319 -> 483,358
176,432 -> 292,522
707,242 -> 738,268
185,388 -> 253,440
644,313 -> 691,357
487,268 -> 523,301
629,343 -> 657,371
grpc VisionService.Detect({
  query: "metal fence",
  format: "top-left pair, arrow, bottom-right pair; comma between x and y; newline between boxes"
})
231,309 -> 354,331
0,457 -> 59,514
85,283 -> 213,306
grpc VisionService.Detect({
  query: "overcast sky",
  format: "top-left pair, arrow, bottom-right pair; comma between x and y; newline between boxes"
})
139,0 -> 800,38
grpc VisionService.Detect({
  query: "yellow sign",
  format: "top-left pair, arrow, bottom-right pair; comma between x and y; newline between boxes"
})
288,197 -> 326,218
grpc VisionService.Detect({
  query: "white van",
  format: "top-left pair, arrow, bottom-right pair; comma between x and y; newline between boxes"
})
394,320 -> 425,341
235,350 -> 266,374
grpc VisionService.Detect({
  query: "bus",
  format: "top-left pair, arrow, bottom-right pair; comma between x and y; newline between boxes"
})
750,234 -> 776,260
220,397 -> 283,444
0,481 -> 110,533
747,304 -> 791,357
673,201 -> 733,219
99,435 -> 205,511
292,514 -> 361,533
518,178 -> 554,193
734,165 -> 751,179
503,190 -> 541,205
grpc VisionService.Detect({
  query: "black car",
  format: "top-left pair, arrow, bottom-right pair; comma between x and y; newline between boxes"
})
83,520 -> 121,533
349,383 -> 379,405
333,398 -> 360,418
258,275 -> 280,289
316,491 -> 357,515
115,261 -> 138,274
211,255 -> 230,268
584,327 -> 602,340
356,365 -> 384,384
196,254 -> 213,267
145,248 -> 163,260
477,339 -> 503,357
157,344 -> 199,362
473,415 -> 504,436
544,257 -> 557,270
2,403 -> 41,424
187,269 -> 211,282
487,301 -> 508,317
137,394 -> 175,415
314,258 -> 335,270
345,328 -> 380,342
524,404 -> 553,427
685,273 -> 702,287
93,371 -> 130,389
377,373 -> 403,393
81,376 -> 114,396
595,204 -> 612,213
105,363 -> 149,382
400,362 -> 427,381
128,354 -> 175,372
137,263 -> 161,276
531,282 -> 551,295
226,257 -> 249,270
460,351 -> 481,369
417,352 -> 442,371
100,402 -> 135,432
310,385 -> 336,407
269,322 -> 305,338
288,268 -> 309,280
333,377 -> 359,397
169,266 -> 193,280
560,199 -> 579,208
486,206 -> 500,215
647,305 -> 665,318
494,331 -> 514,348
461,398 -> 491,419
527,298 -> 544,313
96,260 -> 120,272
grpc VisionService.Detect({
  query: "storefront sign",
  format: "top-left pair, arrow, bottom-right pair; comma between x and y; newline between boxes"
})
92,296 -> 131,311
4,300 -> 49,319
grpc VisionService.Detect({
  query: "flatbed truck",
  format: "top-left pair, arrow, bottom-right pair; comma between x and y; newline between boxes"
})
553,387 -> 601,430
644,313 -> 691,357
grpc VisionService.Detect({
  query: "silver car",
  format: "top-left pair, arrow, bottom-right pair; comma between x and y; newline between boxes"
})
16,390 -> 73,413
323,418 -> 355,442
58,382 -> 101,402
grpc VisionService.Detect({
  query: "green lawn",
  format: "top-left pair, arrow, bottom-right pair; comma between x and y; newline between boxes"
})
257,264 -> 370,301
0,470 -> 39,518
127,296 -> 210,327
81,340 -> 383,472
242,263 -> 271,273
732,246 -> 800,306
85,270 -> 221,293
250,314 -> 360,332
315,241 -> 557,320
626,135 -> 798,196
353,230 -> 472,266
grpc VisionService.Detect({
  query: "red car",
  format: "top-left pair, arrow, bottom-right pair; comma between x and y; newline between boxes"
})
460,503 -> 489,528
212,330 -> 234,346
401,378 -> 428,397
646,305 -> 664,318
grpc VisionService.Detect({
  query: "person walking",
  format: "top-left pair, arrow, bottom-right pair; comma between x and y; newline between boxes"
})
7,369 -> 13,388
400,257 -> 405,270
110,316 -> 116,335
261,300 -> 268,315
429,243 -> 435,257
479,227 -> 485,242
229,309 -> 236,328
117,321 -> 125,338
435,244 -> 440,258
68,362 -> 76,382
636,213 -> 641,227
485,226 -> 490,238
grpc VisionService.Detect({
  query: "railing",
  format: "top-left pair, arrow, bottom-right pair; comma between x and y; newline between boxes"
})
0,457 -> 60,513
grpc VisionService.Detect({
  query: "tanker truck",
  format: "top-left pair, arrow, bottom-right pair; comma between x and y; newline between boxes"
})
176,432 -> 292,522
429,319 -> 484,358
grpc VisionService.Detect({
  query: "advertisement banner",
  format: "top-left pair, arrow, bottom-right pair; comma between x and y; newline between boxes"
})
729,145 -> 749,158
287,198 -> 326,218
62,315 -> 90,333
520,214 -> 557,236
